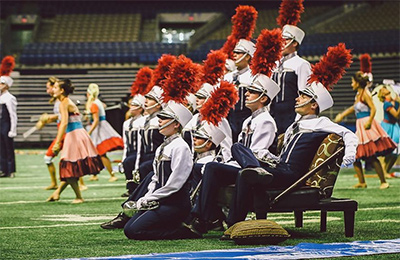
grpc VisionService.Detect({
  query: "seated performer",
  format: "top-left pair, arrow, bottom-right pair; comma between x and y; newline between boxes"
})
121,101 -> 195,240
226,43 -> 358,227
121,67 -> 153,197
121,95 -> 145,196
189,29 -> 283,234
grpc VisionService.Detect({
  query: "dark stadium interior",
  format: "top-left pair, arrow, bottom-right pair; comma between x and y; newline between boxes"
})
1,0 -> 399,147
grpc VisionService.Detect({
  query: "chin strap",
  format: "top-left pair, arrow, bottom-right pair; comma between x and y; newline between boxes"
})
145,102 -> 159,111
283,38 -> 294,50
159,118 -> 176,130
294,98 -> 314,108
194,139 -> 211,150
245,93 -> 264,104
234,53 -> 248,64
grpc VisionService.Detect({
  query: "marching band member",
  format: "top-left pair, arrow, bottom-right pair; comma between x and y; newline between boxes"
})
227,43 -> 357,226
0,56 -> 17,178
121,67 -> 152,196
189,29 -> 283,235
183,50 -> 232,162
220,5 -> 258,143
271,0 -> 311,135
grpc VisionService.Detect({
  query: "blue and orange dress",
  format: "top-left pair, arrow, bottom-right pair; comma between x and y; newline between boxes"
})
88,99 -> 124,156
354,101 -> 397,160
59,113 -> 104,180
381,100 -> 399,155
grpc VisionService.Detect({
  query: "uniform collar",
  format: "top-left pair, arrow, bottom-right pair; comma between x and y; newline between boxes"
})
251,106 -> 268,119
195,150 -> 215,162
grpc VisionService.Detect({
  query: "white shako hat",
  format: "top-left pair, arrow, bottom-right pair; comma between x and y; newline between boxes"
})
130,94 -> 146,108
247,74 -> 280,100
195,83 -> 214,99
233,39 -> 256,58
157,101 -> 193,128
299,82 -> 333,112
282,25 -> 305,45
145,85 -> 163,104
193,121 -> 226,146
0,76 -> 13,87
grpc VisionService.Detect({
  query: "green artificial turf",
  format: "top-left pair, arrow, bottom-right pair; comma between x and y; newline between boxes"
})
0,150 -> 399,260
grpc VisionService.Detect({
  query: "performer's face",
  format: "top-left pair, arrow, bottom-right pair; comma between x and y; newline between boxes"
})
351,78 -> 360,91
158,118 -> 179,136
195,97 -> 206,110
193,137 -> 210,153
245,89 -> 266,112
144,97 -> 160,114
46,82 -> 54,96
282,38 -> 297,56
52,82 -> 64,99
129,102 -> 143,117
0,82 -> 7,92
233,51 -> 249,69
295,93 -> 317,115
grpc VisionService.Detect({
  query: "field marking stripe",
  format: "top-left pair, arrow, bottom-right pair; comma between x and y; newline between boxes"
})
0,197 -> 124,205
0,183 -> 124,190
0,222 -> 102,230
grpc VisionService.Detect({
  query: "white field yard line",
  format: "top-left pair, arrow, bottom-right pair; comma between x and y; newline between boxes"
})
0,223 -> 103,230
0,197 -> 125,205
0,183 -> 124,190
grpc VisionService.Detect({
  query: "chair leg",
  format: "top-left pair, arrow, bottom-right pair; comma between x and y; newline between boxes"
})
344,210 -> 355,237
294,211 -> 303,227
320,210 -> 327,232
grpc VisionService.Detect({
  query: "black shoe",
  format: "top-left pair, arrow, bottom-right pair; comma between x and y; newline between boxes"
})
121,191 -> 130,197
208,219 -> 225,231
100,212 -> 130,229
240,167 -> 273,185
0,172 -> 10,178
181,223 -> 203,239
190,218 -> 208,234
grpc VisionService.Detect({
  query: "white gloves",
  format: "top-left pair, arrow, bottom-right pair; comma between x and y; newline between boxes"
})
136,197 -> 148,210
8,131 -> 16,138
342,154 -> 356,167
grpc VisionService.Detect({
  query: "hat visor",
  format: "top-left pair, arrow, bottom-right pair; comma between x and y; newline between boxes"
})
192,130 -> 210,140
157,110 -> 176,120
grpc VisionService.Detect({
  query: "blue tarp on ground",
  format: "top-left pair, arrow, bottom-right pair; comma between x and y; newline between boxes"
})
68,238 -> 400,260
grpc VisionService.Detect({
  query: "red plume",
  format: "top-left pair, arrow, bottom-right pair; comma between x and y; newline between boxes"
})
152,54 -> 177,88
251,29 -> 284,77
276,0 -> 304,27
162,55 -> 202,104
359,54 -> 372,73
308,43 -> 352,91
220,6 -> 258,58
131,67 -> 153,96
202,50 -> 228,85
200,81 -> 238,126
1,56 -> 15,76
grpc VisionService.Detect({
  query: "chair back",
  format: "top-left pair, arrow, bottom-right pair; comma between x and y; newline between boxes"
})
305,133 -> 344,199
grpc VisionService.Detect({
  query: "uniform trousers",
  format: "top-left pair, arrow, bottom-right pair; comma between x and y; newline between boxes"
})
191,162 -> 239,222
227,143 -> 300,226
0,134 -> 15,175
124,200 -> 191,240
